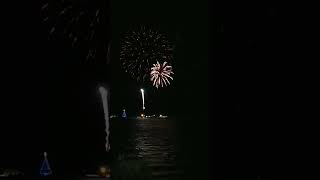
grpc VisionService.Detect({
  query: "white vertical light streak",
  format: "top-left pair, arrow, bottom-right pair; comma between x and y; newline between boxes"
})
140,89 -> 145,110
99,86 -> 110,152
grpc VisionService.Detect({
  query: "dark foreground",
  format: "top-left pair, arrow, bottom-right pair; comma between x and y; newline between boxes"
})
1,117 -> 183,180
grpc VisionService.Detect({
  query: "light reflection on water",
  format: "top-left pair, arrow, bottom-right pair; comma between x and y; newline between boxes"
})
111,118 -> 182,179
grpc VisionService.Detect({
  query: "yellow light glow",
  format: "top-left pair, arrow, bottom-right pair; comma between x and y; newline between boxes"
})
98,165 -> 110,177
99,167 -> 107,173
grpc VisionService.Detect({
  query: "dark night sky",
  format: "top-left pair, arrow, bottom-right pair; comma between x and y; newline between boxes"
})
1,0 -> 209,174
109,1 -> 183,116
2,1 -> 309,179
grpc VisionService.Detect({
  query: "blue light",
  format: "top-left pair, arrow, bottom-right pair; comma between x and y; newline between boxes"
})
40,152 -> 52,176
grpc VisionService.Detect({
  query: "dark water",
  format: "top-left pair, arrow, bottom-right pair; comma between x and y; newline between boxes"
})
110,117 -> 183,180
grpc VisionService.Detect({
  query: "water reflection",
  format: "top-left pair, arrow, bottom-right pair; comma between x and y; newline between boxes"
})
111,118 -> 182,179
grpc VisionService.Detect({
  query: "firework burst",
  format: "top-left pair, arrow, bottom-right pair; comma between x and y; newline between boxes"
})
150,61 -> 174,88
120,26 -> 173,82
41,0 -> 109,62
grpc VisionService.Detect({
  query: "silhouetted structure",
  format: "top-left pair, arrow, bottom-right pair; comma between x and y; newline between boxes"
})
122,109 -> 127,118
40,152 -> 52,176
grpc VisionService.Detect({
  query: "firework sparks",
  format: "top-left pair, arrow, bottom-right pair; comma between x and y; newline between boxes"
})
150,61 -> 174,88
41,0 -> 109,62
120,26 -> 173,82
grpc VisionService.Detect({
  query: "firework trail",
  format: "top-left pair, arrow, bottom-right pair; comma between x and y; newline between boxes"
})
150,61 -> 174,88
140,89 -> 145,110
41,0 -> 109,62
120,26 -> 173,82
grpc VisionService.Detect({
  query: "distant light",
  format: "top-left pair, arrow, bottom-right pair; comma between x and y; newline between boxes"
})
140,89 -> 144,92
99,167 -> 107,174
98,165 -> 110,177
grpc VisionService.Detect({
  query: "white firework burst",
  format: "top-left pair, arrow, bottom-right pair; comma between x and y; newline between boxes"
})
120,26 -> 173,82
150,61 -> 174,88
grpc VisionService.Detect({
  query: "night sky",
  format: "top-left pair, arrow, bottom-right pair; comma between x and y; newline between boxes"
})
1,1 -> 308,179
1,0 -> 209,175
